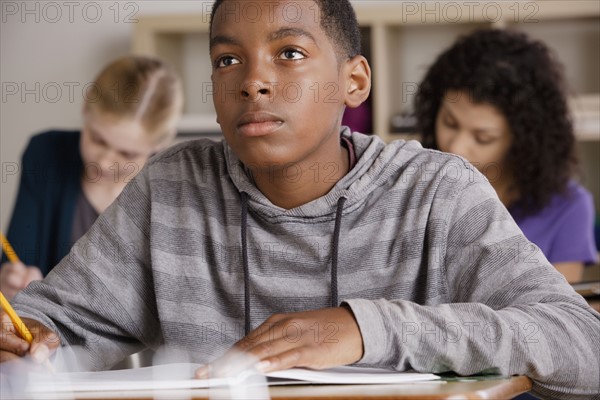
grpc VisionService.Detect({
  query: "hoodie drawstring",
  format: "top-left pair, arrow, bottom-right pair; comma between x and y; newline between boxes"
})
239,192 -> 347,335
240,192 -> 251,336
331,196 -> 347,308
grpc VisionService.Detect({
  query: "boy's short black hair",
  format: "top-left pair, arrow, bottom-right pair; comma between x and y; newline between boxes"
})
210,0 -> 361,60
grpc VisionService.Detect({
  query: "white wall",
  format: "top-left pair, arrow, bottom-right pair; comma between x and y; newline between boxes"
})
0,1 -> 212,231
0,0 -> 376,231
3,1 -> 598,232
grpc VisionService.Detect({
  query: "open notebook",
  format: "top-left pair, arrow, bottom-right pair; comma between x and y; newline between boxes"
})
27,363 -> 441,393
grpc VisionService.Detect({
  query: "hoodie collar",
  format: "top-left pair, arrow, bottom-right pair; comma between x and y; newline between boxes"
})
223,126 -> 387,218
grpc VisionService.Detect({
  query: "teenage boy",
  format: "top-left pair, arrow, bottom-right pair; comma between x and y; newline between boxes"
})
1,1 -> 598,399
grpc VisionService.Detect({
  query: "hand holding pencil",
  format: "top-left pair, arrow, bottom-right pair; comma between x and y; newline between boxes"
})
0,232 -> 42,300
0,233 -> 59,368
0,293 -> 60,368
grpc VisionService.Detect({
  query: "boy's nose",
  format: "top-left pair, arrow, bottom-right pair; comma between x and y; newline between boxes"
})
241,81 -> 271,102
239,59 -> 275,102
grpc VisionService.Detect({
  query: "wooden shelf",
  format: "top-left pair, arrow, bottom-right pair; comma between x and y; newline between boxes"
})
570,95 -> 600,141
132,2 -> 600,215
133,1 -> 599,144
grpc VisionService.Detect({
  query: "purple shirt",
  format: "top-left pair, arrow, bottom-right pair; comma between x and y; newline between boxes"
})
510,181 -> 598,265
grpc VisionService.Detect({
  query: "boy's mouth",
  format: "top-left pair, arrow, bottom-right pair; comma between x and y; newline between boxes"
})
237,112 -> 284,137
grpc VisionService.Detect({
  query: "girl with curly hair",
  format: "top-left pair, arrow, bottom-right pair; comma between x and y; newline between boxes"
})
415,29 -> 597,283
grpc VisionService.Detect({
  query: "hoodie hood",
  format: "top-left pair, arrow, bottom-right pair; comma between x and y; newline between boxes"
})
223,126 -> 407,219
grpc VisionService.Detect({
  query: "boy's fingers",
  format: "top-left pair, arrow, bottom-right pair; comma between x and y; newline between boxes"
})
0,313 -> 29,356
0,350 -> 23,364
0,316 -> 59,364
0,331 -> 30,356
0,311 -> 14,329
27,321 -> 60,352
197,335 -> 267,378
29,333 -> 59,365
199,338 -> 296,379
195,346 -> 265,379
258,347 -> 309,374
241,337 -> 294,367
194,364 -> 210,379
30,344 -> 49,364
229,321 -> 283,357
236,314 -> 287,350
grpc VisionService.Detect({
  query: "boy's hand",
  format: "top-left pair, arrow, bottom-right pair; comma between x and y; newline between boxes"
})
0,309 -> 60,365
0,262 -> 43,300
195,306 -> 364,378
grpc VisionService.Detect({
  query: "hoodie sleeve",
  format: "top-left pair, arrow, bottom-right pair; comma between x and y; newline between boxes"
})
345,173 -> 600,400
10,166 -> 161,370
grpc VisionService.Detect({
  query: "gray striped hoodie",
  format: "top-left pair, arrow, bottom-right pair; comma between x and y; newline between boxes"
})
12,129 -> 600,399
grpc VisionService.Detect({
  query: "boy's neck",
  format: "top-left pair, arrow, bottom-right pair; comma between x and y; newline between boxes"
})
251,144 -> 350,210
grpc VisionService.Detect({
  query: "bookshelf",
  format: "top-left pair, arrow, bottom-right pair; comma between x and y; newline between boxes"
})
132,1 -> 600,208
132,1 -> 599,140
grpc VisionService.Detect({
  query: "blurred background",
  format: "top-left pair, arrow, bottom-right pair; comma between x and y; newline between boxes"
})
2,0 -> 599,243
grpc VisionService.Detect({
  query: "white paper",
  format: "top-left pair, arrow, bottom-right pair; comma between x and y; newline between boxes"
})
267,365 -> 440,384
26,363 -> 440,393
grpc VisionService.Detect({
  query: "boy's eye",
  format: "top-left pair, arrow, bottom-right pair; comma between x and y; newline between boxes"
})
279,49 -> 306,60
216,56 -> 240,68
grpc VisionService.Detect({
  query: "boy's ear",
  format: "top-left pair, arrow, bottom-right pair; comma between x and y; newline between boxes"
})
343,55 -> 371,109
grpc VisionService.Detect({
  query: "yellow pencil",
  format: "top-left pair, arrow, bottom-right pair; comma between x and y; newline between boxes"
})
0,291 -> 56,373
0,232 -> 20,264
0,291 -> 33,342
